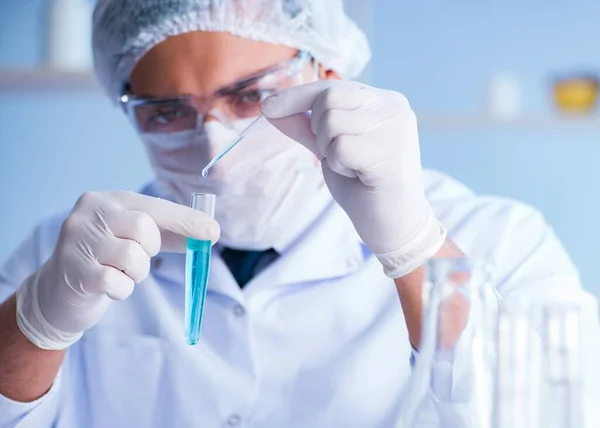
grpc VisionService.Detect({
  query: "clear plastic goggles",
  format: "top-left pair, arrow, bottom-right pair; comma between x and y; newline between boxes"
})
120,51 -> 312,134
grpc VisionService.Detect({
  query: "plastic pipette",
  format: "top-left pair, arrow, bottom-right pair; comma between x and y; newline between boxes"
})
201,116 -> 266,177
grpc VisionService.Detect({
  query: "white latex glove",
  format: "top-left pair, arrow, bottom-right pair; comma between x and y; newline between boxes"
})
261,80 -> 447,278
16,191 -> 220,350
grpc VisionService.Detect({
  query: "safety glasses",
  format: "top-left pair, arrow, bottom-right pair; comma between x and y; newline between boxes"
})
120,51 -> 312,134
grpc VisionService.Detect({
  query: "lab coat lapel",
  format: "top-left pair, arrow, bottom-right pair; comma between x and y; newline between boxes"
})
145,180 -> 367,296
245,203 -> 367,291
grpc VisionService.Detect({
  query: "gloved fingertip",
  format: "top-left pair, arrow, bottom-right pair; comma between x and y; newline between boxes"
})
148,247 -> 160,258
208,223 -> 221,244
261,95 -> 279,117
106,291 -> 122,301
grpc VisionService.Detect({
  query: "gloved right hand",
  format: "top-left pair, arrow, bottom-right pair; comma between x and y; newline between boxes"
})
16,191 -> 220,351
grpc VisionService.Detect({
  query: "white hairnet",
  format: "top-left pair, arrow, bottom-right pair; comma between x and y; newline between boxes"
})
92,0 -> 371,100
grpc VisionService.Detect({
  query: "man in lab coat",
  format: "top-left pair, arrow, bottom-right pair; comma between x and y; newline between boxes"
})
0,1 -> 598,427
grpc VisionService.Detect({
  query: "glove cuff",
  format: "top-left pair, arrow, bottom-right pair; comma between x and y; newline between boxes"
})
16,269 -> 83,351
375,206 -> 448,279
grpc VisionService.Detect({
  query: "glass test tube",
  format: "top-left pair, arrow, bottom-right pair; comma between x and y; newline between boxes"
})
493,303 -> 583,428
494,303 -> 539,428
185,193 -> 216,345
541,305 -> 582,428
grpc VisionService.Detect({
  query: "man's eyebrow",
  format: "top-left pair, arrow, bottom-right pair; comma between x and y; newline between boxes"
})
216,66 -> 279,96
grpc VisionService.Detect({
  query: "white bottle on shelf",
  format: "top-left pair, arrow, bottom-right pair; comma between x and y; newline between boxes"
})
488,72 -> 522,121
45,0 -> 93,72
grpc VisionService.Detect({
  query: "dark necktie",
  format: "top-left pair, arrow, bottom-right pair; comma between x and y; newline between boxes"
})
220,247 -> 279,288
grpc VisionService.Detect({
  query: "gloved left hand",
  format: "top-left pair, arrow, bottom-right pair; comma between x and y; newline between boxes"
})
261,80 -> 447,278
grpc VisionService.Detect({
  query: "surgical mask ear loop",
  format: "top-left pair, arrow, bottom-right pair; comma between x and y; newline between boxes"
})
312,57 -> 320,82
295,54 -> 319,85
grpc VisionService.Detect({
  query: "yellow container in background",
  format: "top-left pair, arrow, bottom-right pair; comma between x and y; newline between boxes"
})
553,75 -> 599,113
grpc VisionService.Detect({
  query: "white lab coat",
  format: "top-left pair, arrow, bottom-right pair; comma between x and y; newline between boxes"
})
1,169 -> 599,428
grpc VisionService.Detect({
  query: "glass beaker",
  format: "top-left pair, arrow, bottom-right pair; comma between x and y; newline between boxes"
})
402,258 -> 498,428
185,193 -> 216,345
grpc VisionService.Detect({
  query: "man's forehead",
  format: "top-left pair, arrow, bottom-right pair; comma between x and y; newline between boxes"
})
130,32 -> 297,96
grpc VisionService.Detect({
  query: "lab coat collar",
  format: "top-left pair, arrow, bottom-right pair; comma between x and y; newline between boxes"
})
269,183 -> 334,254
243,201 -> 367,292
142,182 -> 368,298
141,183 -> 243,299
140,180 -> 331,254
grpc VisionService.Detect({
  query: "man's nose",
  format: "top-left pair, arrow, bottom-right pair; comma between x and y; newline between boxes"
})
191,96 -> 227,122
195,117 -> 234,160
202,113 -> 221,125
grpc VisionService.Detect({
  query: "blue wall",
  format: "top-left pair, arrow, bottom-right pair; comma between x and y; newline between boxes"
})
371,0 -> 600,295
0,0 -> 599,295
0,0 -> 153,265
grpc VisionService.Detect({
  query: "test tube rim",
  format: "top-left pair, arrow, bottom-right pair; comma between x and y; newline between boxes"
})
190,192 -> 216,218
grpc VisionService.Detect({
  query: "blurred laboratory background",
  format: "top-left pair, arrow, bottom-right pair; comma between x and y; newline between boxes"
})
0,0 -> 599,296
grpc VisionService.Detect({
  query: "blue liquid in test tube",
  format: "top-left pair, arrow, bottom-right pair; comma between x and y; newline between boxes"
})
185,193 -> 216,345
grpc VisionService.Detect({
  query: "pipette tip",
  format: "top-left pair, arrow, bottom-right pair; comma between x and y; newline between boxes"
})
201,116 -> 266,178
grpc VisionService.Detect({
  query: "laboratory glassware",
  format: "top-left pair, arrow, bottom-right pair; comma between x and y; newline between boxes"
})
401,258 -> 497,428
494,302 -> 541,428
493,303 -> 583,428
540,304 -> 583,428
185,192 -> 216,345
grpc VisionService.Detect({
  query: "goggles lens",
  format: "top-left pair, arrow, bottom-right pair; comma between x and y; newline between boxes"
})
123,51 -> 311,134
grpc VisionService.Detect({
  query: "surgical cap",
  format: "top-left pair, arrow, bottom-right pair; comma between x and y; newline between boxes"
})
92,0 -> 371,101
